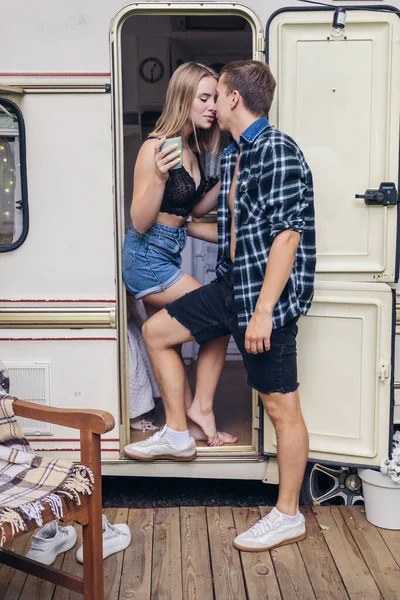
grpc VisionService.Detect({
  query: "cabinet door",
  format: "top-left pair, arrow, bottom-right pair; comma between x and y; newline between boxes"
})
267,10 -> 400,281
262,282 -> 394,466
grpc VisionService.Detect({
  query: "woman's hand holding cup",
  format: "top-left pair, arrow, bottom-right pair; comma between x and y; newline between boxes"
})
154,136 -> 182,182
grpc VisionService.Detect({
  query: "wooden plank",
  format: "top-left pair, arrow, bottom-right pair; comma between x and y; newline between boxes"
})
313,507 -> 381,600
10,544 -> 67,600
232,507 -> 282,600
152,507 -> 182,600
1,531 -> 32,599
298,507 -> 349,600
103,508 -> 128,600
119,508 -> 154,600
180,507 -> 214,600
340,506 -> 400,600
52,508 -> 129,600
52,521 -> 82,600
259,506 -> 316,600
206,507 -> 246,600
377,527 -> 400,569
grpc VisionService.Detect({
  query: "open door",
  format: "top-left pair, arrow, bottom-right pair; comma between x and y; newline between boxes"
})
263,281 -> 395,467
267,8 -> 400,281
263,8 -> 399,467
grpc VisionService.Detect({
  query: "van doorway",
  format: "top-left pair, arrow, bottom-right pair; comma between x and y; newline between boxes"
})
120,13 -> 256,456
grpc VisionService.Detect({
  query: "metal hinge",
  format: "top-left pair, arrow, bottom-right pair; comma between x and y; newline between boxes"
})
257,36 -> 266,54
379,362 -> 389,382
253,403 -> 261,430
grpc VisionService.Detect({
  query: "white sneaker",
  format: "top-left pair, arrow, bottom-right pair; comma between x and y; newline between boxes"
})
124,425 -> 196,461
233,507 -> 306,552
76,515 -> 131,563
26,520 -> 77,565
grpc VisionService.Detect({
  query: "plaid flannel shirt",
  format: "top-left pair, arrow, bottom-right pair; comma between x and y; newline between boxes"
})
216,117 -> 316,330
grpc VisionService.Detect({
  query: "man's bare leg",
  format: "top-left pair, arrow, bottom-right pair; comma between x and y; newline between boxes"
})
233,388 -> 308,550
259,389 -> 309,514
142,308 -> 196,432
142,274 -> 236,444
143,310 -> 238,447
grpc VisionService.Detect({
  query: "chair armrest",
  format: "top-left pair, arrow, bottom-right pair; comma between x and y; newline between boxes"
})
13,399 -> 115,435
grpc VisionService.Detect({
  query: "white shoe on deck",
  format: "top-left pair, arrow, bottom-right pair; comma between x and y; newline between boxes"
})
76,515 -> 131,563
233,507 -> 306,552
124,425 -> 196,461
26,520 -> 77,565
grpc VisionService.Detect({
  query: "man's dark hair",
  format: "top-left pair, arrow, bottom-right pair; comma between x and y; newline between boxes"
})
220,60 -> 276,116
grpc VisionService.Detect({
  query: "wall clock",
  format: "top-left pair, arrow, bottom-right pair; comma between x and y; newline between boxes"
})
139,57 -> 165,84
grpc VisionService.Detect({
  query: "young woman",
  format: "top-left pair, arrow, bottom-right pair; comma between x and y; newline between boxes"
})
122,62 -> 237,447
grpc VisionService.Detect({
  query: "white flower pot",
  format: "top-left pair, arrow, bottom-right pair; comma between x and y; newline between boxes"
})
358,468 -> 400,530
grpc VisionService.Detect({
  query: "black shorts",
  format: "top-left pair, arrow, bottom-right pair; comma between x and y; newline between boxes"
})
166,268 -> 299,395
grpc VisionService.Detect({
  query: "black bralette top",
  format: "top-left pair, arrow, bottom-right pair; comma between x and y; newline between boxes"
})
146,137 -> 207,217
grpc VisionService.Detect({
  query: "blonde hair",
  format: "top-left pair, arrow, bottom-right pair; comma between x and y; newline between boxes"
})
151,62 -> 220,155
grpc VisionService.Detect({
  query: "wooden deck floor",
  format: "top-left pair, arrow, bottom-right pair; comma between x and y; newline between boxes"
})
1,506 -> 400,599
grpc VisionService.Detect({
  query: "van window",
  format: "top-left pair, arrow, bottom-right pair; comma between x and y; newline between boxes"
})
0,99 -> 28,251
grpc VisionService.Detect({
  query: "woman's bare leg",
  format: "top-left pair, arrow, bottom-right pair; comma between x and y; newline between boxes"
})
187,337 -> 237,446
142,273 -> 236,445
144,301 -> 206,439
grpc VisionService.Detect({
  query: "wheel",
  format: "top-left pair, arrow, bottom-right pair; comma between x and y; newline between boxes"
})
300,463 -> 364,506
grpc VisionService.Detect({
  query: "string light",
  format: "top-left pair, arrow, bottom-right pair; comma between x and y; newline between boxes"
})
2,158 -> 7,163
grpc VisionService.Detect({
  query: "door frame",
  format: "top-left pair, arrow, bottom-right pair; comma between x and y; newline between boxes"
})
110,3 -> 265,455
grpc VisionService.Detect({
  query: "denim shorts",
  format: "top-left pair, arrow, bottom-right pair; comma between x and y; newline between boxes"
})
122,223 -> 187,299
166,268 -> 299,395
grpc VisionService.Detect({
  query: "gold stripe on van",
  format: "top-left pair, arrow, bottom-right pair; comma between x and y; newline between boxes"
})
0,307 -> 116,328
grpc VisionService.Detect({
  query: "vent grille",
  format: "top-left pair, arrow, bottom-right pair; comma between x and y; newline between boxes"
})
4,362 -> 53,436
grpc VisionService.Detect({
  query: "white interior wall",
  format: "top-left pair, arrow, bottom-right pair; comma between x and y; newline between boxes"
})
121,14 -> 252,224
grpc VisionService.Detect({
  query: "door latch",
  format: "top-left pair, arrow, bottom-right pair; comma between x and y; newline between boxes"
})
355,182 -> 398,206
379,362 -> 389,382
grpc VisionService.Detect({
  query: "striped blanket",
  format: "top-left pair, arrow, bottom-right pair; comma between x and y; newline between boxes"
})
0,360 -> 94,546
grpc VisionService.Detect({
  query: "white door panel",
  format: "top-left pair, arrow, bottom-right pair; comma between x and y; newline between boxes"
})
263,282 -> 394,465
394,328 -> 400,425
0,93 -> 115,299
268,11 -> 400,281
0,330 -> 119,459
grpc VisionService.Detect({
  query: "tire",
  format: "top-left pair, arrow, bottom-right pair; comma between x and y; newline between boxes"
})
300,463 -> 364,506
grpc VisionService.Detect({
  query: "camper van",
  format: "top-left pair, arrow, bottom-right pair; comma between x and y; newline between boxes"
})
0,1 -> 399,506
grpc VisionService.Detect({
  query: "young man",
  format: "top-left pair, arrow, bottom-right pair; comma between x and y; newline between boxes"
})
124,61 -> 316,551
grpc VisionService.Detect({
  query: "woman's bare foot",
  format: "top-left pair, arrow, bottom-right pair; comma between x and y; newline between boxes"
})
213,431 -> 238,447
187,403 -> 238,446
188,422 -> 238,446
187,403 -> 217,440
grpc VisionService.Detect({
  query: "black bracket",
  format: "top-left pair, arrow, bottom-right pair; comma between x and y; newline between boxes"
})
355,182 -> 398,206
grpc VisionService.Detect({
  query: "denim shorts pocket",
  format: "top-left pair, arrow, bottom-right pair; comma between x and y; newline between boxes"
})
123,235 -> 140,271
149,233 -> 180,255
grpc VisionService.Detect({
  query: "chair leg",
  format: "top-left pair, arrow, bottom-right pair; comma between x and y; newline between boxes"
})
81,430 -> 104,600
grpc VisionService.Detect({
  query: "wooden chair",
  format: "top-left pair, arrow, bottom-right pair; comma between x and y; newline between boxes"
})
0,399 -> 115,600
